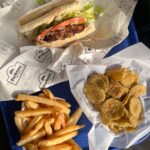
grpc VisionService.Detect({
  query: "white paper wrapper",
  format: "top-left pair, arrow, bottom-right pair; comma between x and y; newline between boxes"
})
0,40 -> 19,68
0,0 -> 138,100
0,40 -> 109,100
66,57 -> 150,149
0,42 -> 81,100
0,0 -> 15,8
111,42 -> 150,64
88,123 -> 115,150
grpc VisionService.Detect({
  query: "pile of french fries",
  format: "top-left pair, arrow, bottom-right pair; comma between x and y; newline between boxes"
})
14,89 -> 84,150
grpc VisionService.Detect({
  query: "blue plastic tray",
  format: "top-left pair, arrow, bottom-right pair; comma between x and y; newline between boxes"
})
0,20 -> 147,150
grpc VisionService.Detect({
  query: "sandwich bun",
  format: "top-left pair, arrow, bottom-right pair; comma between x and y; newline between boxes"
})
18,0 -> 95,47
19,1 -> 80,33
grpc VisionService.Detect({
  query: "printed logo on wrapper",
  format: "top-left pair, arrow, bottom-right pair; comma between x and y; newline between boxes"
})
84,47 -> 96,53
61,58 -> 72,71
39,70 -> 55,88
82,58 -> 90,64
11,0 -> 23,12
34,47 -> 52,63
7,62 -> 26,85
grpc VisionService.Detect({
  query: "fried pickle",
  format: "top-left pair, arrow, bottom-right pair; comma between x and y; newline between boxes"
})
83,67 -> 146,133
105,67 -> 127,81
107,80 -> 129,98
129,84 -> 146,97
121,70 -> 139,87
100,98 -> 124,121
87,73 -> 109,92
83,83 -> 106,105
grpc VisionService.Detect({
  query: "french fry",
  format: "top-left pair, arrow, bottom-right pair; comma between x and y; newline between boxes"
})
54,114 -> 62,131
39,93 -> 46,98
54,113 -> 65,131
67,107 -> 82,125
25,101 -> 40,110
16,94 -> 70,114
67,139 -> 82,150
23,117 -> 31,123
54,125 -> 85,136
39,131 -> 78,147
32,136 -> 44,144
61,113 -> 66,128
56,99 -> 71,108
15,91 -> 84,150
26,117 -> 45,136
65,114 -> 71,122
40,143 -> 72,150
14,116 -> 25,134
43,89 -> 55,100
15,109 -> 53,118
48,106 -> 66,114
48,117 -> 55,125
44,120 -> 53,136
26,116 -> 43,131
25,143 -> 38,150
17,129 -> 46,146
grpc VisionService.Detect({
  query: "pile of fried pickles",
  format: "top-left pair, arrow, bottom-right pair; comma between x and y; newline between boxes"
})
14,89 -> 84,150
84,67 -> 146,133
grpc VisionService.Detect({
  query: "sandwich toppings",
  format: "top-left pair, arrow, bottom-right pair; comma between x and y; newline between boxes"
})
33,2 -> 103,45
36,17 -> 86,43
44,24 -> 85,42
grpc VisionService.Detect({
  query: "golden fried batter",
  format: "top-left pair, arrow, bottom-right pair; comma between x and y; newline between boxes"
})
109,110 -> 136,133
105,67 -> 127,81
112,115 -> 131,128
125,127 -> 137,132
109,123 -> 124,133
100,98 -> 124,121
100,113 -> 110,125
83,83 -> 106,105
121,70 -> 139,87
129,97 -> 142,118
107,80 -> 129,98
129,84 -> 146,97
129,115 -> 139,128
122,94 -> 131,106
87,73 -> 109,92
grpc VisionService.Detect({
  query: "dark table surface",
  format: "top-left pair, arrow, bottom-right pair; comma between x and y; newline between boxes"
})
0,112 -> 10,150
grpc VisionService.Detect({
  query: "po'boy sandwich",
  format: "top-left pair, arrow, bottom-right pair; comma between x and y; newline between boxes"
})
18,0 -> 103,47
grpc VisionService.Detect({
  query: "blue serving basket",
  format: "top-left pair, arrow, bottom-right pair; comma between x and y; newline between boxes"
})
0,20 -> 148,150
